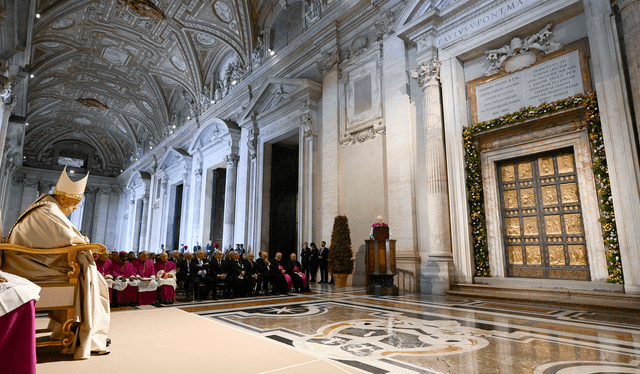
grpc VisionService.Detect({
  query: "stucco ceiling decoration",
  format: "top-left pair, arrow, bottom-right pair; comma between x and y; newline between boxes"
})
25,0 -> 254,176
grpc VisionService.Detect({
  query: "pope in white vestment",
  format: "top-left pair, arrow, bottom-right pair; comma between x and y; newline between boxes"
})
1,167 -> 110,359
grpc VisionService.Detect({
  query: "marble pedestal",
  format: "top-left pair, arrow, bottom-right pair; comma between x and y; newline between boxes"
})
420,254 -> 453,295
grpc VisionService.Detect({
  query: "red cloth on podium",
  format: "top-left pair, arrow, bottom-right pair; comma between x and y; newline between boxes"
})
0,300 -> 36,374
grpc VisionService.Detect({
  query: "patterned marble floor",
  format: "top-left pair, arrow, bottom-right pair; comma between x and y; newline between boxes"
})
176,284 -> 640,374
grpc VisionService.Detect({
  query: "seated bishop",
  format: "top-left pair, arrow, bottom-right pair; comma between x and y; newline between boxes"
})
132,251 -> 157,306
154,251 -> 177,304
95,251 -> 113,304
111,251 -> 138,306
2,166 -> 110,359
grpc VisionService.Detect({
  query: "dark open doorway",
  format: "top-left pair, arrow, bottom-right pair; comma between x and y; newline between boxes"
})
268,136 -> 299,259
210,168 -> 226,249
172,183 -> 183,252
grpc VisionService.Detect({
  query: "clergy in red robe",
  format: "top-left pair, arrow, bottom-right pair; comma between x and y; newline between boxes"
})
112,252 -> 138,306
132,251 -> 157,305
154,252 -> 177,304
95,252 -> 113,303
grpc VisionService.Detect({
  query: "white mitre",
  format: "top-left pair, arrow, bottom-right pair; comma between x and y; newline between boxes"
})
52,166 -> 89,200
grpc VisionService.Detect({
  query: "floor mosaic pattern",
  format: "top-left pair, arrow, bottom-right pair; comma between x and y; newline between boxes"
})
178,285 -> 640,374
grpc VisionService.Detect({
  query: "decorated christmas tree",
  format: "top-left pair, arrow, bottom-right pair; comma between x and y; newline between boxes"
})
328,215 -> 354,274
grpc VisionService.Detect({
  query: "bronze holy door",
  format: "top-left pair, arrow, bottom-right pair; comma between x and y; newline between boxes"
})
498,148 -> 590,280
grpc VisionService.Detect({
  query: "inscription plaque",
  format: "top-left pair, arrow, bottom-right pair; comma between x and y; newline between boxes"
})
475,50 -> 583,122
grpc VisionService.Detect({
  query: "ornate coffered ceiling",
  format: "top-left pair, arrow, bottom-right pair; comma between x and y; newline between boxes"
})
24,0 -> 254,176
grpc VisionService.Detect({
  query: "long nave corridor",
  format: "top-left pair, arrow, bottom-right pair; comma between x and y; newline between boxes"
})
36,285 -> 640,374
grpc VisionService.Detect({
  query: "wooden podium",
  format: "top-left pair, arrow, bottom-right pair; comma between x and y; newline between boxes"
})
365,227 -> 398,296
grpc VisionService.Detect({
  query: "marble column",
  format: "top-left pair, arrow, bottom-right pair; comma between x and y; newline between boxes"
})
320,62 -> 340,241
137,195 -> 149,251
410,58 -> 453,295
191,166 -> 203,246
383,36 -> 420,292
584,0 -> 640,293
614,0 -> 640,139
223,154 -> 239,250
126,198 -> 136,252
92,188 -> 111,245
105,189 -> 120,250
301,111 -> 317,244
20,177 -> 39,214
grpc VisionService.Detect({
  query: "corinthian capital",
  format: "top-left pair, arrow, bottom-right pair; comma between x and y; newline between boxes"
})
409,57 -> 441,88
316,46 -> 339,76
224,154 -> 240,167
301,113 -> 313,139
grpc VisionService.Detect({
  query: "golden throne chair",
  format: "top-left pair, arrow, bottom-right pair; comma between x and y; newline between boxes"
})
0,243 -> 106,354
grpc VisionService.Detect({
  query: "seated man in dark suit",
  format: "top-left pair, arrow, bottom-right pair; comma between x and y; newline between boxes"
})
177,252 -> 193,295
226,251 -> 250,298
189,250 -> 216,300
209,250 -> 227,298
244,252 -> 260,296
255,251 -> 271,296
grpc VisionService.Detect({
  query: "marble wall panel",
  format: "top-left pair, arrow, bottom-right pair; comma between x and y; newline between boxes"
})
341,136 -> 385,286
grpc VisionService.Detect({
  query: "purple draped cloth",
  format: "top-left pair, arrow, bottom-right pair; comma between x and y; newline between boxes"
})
0,300 -> 36,374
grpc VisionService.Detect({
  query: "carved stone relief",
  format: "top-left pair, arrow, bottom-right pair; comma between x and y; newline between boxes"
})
484,24 -> 563,77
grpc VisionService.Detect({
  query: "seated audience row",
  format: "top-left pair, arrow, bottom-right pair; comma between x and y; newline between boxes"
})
94,249 -> 312,304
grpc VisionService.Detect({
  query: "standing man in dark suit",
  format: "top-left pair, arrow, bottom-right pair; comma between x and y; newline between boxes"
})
318,241 -> 329,283
205,240 -> 213,254
300,242 -> 311,280
309,243 -> 319,283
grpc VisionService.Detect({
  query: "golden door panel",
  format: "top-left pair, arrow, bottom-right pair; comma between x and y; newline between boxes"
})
502,164 -> 515,181
523,217 -> 539,236
504,190 -> 518,209
560,183 -> 579,204
541,186 -> 558,205
564,214 -> 583,235
548,245 -> 566,266
520,188 -> 535,207
506,218 -> 520,236
568,245 -> 588,266
538,156 -> 555,176
498,149 -> 590,280
518,161 -> 533,179
544,215 -> 562,235
525,246 -> 542,265
557,154 -> 575,174
509,246 -> 524,265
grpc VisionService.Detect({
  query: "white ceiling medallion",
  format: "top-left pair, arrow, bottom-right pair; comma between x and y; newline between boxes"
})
51,19 -> 74,30
40,42 -> 61,48
142,101 -> 153,112
170,55 -> 187,71
213,1 -> 233,23
196,33 -> 217,46
74,118 -> 92,125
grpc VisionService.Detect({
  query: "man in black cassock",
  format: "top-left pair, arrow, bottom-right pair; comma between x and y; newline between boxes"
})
270,252 -> 289,295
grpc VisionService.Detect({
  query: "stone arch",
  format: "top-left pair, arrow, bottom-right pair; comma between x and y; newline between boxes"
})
188,118 -> 240,154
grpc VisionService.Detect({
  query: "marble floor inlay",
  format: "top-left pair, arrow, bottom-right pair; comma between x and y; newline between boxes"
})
179,285 -> 640,374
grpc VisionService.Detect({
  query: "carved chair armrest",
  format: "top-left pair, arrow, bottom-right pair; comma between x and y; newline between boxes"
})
0,243 -> 106,282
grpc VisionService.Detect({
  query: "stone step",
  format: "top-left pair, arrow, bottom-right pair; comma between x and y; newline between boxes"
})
447,283 -> 640,311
